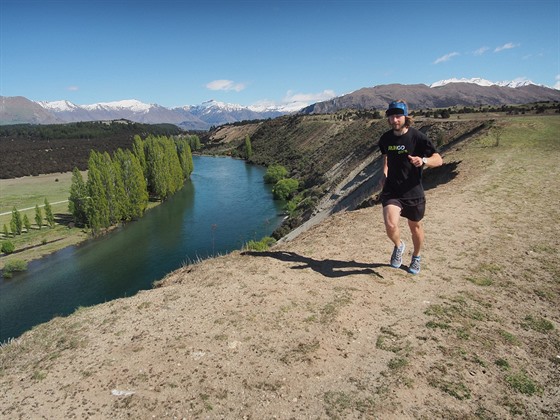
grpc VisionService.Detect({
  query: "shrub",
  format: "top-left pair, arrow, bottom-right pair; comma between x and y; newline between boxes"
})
1,240 -> 15,254
285,194 -> 303,216
264,164 -> 288,184
244,236 -> 276,251
272,178 -> 299,200
3,259 -> 28,278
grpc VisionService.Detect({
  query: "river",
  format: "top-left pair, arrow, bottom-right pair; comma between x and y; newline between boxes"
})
0,156 -> 285,342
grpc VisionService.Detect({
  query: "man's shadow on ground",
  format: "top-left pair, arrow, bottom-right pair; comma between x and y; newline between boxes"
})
242,251 -> 401,279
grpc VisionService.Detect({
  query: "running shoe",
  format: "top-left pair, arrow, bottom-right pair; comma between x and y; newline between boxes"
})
390,241 -> 405,268
408,255 -> 421,275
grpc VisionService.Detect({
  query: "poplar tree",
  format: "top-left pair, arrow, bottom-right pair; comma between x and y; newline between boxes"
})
145,136 -> 168,199
165,137 -> 184,196
175,139 -> 194,180
113,148 -> 148,220
44,198 -> 55,228
11,207 -> 22,235
86,151 -> 110,234
68,168 -> 88,226
187,134 -> 201,151
110,152 -> 127,223
34,204 -> 42,229
132,135 -> 147,178
23,214 -> 31,232
244,135 -> 253,160
144,135 -> 184,200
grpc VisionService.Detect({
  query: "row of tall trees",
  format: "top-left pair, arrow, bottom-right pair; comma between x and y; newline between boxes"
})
69,135 -> 193,235
2,199 -> 54,239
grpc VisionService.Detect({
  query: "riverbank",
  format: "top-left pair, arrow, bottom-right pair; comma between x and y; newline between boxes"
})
0,171 -> 162,271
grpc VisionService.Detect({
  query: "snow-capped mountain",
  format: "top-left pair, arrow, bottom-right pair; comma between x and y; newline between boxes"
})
430,77 -> 540,89
301,79 -> 560,114
2,78 -> 558,128
28,98 -> 291,130
36,99 -> 82,112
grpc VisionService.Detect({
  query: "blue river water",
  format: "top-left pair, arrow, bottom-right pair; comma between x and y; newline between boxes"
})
0,156 -> 285,341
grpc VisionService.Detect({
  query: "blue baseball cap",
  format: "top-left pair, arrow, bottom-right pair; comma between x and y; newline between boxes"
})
386,101 -> 408,116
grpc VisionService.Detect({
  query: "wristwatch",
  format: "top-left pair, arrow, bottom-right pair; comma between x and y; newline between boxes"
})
422,157 -> 428,165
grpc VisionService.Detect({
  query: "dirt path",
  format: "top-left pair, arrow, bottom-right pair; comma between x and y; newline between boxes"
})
0,117 -> 558,419
0,200 -> 68,217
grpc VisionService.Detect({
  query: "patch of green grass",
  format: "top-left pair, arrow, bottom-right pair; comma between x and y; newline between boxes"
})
319,290 -> 352,324
476,263 -> 502,274
472,353 -> 487,367
32,370 -> 47,381
280,339 -> 320,365
499,329 -> 520,345
388,356 -> 408,370
428,377 -> 471,400
426,320 -> 451,330
530,244 -> 556,254
495,358 -> 510,370
376,326 -> 407,353
522,315 -> 554,333
456,327 -> 471,339
533,288 -> 554,301
323,390 -> 376,418
199,393 -> 213,411
506,371 -> 541,395
466,276 -> 493,286
466,263 -> 501,286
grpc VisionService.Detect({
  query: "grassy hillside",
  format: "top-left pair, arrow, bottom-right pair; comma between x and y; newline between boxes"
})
0,114 -> 557,418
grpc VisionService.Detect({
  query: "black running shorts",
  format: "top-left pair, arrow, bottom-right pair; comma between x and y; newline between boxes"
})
382,197 -> 426,222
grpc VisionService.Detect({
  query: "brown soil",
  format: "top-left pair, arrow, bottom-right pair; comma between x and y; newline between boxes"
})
0,117 -> 558,419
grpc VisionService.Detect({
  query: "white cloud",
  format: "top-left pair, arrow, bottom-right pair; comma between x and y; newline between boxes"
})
433,52 -> 460,64
555,75 -> 560,90
283,89 -> 336,103
494,42 -> 520,52
67,85 -> 79,91
206,79 -> 246,92
473,46 -> 490,56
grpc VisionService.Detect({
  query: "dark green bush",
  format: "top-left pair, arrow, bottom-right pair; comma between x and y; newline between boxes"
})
1,240 -> 15,254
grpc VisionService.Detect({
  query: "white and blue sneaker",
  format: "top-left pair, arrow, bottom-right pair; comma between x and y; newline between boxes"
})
408,255 -> 421,275
390,241 -> 405,268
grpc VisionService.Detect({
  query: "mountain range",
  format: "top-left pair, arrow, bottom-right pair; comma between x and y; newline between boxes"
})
1,78 -> 559,130
301,80 -> 560,114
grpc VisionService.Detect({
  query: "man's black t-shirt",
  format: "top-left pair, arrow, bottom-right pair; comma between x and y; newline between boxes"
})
378,127 -> 438,200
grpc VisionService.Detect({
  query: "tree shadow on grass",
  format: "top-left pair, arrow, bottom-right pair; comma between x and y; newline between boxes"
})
242,250 -> 388,279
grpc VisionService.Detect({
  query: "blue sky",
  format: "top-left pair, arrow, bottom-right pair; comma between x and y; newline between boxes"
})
1,0 -> 558,108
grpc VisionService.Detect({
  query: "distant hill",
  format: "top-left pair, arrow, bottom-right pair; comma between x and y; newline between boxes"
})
0,98 -> 287,130
2,80 -> 559,129
300,83 -> 560,114
0,96 -> 62,125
